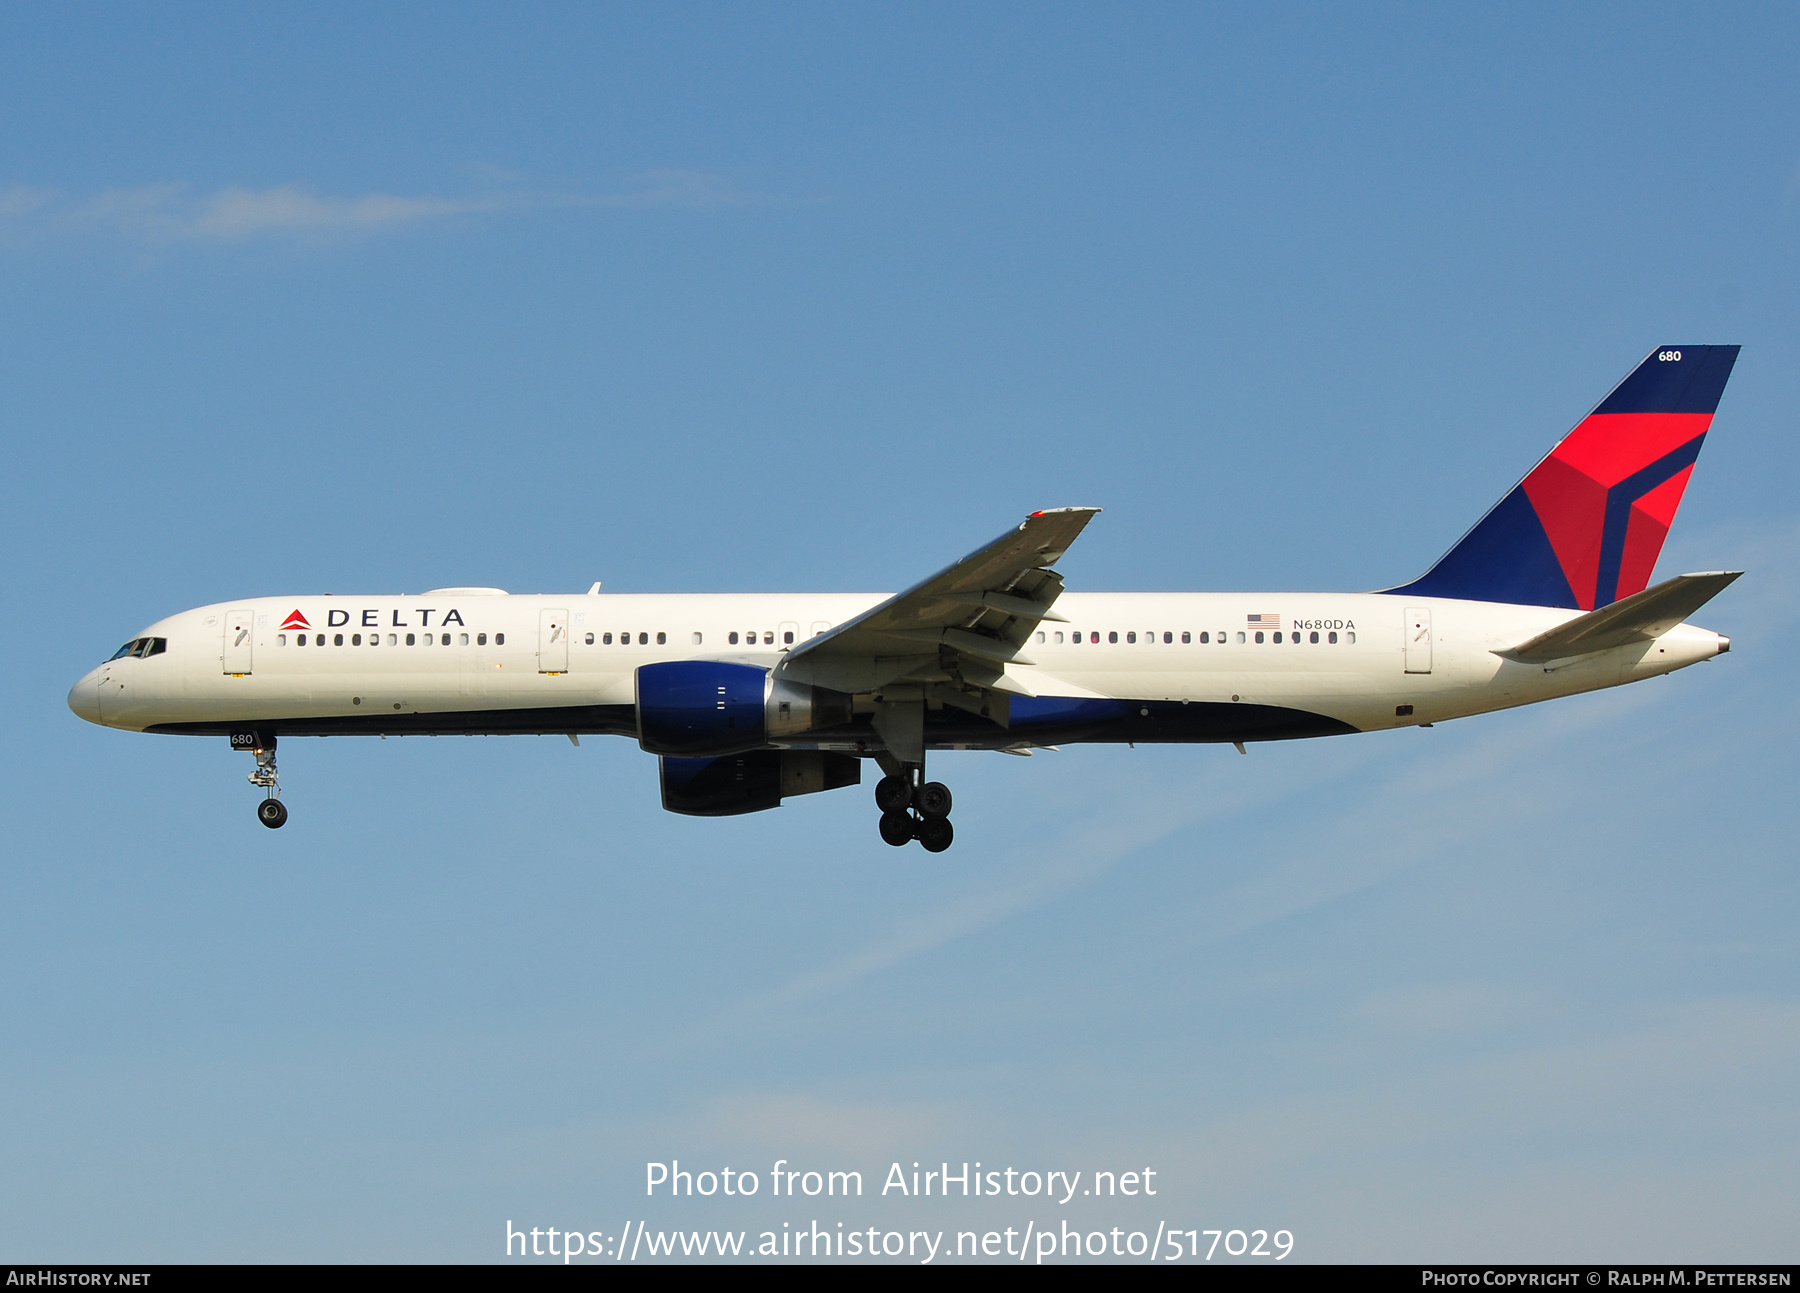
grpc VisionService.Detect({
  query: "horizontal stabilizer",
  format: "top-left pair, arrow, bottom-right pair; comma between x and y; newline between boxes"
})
1500,571 -> 1741,662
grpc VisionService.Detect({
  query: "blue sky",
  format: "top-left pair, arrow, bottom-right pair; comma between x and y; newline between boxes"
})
1,4 -> 1796,1262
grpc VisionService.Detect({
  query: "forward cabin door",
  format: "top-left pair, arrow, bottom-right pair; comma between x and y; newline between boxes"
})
1404,606 -> 1433,674
538,608 -> 569,674
223,609 -> 254,675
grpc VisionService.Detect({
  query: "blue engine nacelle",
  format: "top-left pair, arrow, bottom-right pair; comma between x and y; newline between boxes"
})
635,660 -> 854,757
660,750 -> 862,816
636,660 -> 770,756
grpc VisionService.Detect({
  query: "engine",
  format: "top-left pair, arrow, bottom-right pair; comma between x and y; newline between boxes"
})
660,750 -> 862,816
635,660 -> 854,757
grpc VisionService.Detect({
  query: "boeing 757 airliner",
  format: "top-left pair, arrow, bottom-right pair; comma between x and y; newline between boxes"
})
69,345 -> 1740,851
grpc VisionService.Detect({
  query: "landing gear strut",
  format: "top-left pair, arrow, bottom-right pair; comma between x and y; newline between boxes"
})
241,736 -> 287,829
873,762 -> 954,851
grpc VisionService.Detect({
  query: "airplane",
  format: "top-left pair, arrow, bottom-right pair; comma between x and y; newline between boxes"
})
69,345 -> 1741,852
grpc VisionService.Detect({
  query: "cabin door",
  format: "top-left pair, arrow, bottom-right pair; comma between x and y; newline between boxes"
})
223,609 -> 254,675
539,608 -> 569,673
1404,607 -> 1433,674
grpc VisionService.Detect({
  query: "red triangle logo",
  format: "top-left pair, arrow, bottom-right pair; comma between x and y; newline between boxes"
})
280,610 -> 311,630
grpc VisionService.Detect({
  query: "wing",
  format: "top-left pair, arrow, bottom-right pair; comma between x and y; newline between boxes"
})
777,507 -> 1101,707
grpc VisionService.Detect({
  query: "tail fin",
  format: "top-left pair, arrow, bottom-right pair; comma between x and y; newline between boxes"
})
1391,345 -> 1740,609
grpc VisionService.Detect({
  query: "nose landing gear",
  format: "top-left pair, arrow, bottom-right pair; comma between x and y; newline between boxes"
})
234,733 -> 287,829
873,764 -> 954,851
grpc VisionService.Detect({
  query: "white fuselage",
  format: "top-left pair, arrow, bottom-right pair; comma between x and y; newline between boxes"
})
68,589 -> 1728,743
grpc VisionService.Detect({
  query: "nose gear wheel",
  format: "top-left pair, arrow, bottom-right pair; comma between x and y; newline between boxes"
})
245,742 -> 288,828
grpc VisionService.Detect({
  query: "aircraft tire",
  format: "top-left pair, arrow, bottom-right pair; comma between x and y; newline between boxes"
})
874,775 -> 912,814
916,781 -> 952,818
878,810 -> 914,847
257,799 -> 288,829
917,817 -> 953,853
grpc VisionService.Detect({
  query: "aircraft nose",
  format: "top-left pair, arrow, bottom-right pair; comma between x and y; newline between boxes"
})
67,671 -> 102,724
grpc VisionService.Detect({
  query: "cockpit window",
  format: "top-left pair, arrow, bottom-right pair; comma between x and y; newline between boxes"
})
107,637 -> 167,661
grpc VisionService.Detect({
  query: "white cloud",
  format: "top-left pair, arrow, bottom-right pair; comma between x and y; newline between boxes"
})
0,172 -> 759,244
0,185 -> 57,217
699,1091 -> 954,1158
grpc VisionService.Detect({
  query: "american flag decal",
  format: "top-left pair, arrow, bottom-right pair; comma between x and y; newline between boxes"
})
1246,612 -> 1281,630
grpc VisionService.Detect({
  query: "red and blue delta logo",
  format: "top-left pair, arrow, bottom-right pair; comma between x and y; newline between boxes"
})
1394,345 -> 1739,610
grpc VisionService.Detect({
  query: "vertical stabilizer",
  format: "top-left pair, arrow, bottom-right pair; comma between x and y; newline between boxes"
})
1390,345 -> 1738,609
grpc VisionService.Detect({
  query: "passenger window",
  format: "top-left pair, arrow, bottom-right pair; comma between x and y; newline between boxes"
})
1194,632 -> 1204,644
640,632 -> 649,645
782,630 -> 793,645
1292,633 -> 1300,644
1328,631 -> 1337,644
1273,632 -> 1282,644
1345,631 -> 1356,644
387,634 -> 397,646
334,634 -> 344,646
763,632 -> 773,645
459,634 -> 467,646
297,634 -> 306,647
351,634 -> 361,645
1126,631 -> 1135,644
406,633 -> 416,646
1164,631 -> 1173,644
1310,631 -> 1319,644
1254,632 -> 1263,644
440,633 -> 449,645
585,632 -> 594,645
495,632 -> 505,645
477,633 -> 487,645
277,634 -> 287,647
658,632 -> 667,645
692,632 -> 702,645
1054,631 -> 1064,643
1109,631 -> 1118,644
1090,632 -> 1099,643
728,631 -> 738,645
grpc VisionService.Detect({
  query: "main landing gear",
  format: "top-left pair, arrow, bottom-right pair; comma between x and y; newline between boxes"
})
874,763 -> 954,852
239,735 -> 287,829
